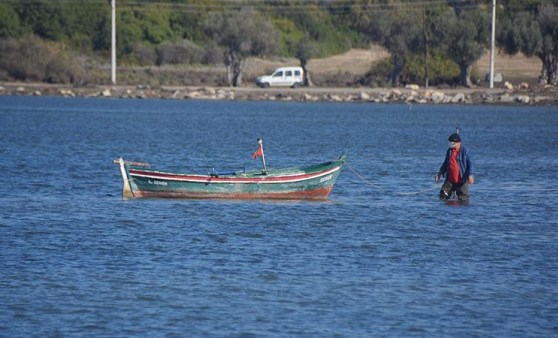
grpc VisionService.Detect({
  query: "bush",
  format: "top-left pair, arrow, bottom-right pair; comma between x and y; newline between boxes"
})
312,71 -> 360,87
5,37 -> 48,81
403,52 -> 460,86
156,39 -> 204,65
356,57 -> 393,87
45,54 -> 89,85
0,35 -> 88,84
357,51 -> 462,87
132,43 -> 157,65
202,42 -> 223,65
114,66 -> 228,86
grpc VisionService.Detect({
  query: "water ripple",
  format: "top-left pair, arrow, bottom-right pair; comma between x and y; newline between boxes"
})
1,97 -> 557,336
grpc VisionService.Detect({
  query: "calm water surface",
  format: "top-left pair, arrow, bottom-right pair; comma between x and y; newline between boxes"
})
1,96 -> 557,336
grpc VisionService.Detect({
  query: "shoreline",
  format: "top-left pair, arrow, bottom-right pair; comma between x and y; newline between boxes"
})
1,82 -> 557,105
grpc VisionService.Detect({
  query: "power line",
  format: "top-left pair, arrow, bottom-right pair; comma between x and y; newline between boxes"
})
116,0 -> 558,14
112,0 -> 492,15
7,0 -> 557,15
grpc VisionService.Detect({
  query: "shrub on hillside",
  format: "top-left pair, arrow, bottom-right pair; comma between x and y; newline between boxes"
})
156,39 -> 204,65
201,41 -> 223,65
312,71 -> 360,87
132,43 -> 157,65
45,54 -> 89,85
0,36 -> 88,84
357,52 -> 465,87
356,58 -> 393,87
115,66 -> 228,86
403,52 -> 461,86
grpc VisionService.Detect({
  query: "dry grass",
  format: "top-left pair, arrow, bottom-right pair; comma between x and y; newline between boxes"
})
245,45 -> 389,77
308,45 -> 390,75
475,50 -> 541,84
246,44 -> 542,85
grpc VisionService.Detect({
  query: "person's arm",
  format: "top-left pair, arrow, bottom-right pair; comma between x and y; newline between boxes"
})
466,150 -> 474,184
435,149 -> 450,183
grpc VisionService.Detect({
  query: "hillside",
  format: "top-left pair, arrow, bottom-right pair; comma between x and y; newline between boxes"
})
246,45 -> 542,87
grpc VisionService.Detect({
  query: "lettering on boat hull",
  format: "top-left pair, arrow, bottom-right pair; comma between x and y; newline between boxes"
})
320,174 -> 333,183
148,179 -> 168,186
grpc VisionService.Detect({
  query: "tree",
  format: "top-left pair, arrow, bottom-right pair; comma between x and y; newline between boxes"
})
536,4 -> 558,85
263,1 -> 355,57
117,9 -> 144,54
60,1 -> 110,51
292,33 -> 316,86
0,3 -> 21,38
135,4 -> 177,45
205,8 -> 279,87
499,1 -> 558,85
18,1 -> 65,41
169,0 -> 212,42
433,6 -> 490,87
367,4 -> 424,86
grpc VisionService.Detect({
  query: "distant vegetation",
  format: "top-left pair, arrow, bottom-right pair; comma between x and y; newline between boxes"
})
0,0 -> 556,87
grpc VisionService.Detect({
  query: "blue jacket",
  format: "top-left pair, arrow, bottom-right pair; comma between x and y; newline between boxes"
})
438,146 -> 474,184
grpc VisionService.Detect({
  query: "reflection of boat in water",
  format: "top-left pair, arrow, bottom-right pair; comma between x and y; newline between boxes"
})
114,140 -> 345,200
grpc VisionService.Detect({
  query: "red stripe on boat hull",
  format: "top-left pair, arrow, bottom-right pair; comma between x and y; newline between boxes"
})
128,166 -> 340,184
132,186 -> 334,200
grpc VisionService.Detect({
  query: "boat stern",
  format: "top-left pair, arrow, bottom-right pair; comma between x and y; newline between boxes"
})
115,158 -> 134,198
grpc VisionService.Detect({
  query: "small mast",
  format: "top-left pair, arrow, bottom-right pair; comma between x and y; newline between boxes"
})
252,138 -> 267,173
257,138 -> 267,173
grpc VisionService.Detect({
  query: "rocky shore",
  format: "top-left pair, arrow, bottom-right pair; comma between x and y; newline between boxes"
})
1,82 -> 557,105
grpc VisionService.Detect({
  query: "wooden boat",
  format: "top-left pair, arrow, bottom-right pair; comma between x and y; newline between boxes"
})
114,140 -> 345,200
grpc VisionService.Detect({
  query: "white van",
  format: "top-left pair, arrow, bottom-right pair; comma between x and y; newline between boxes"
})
256,67 -> 304,88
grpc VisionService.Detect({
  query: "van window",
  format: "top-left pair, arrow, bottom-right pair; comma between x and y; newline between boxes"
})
294,70 -> 301,76
285,70 -> 293,77
273,71 -> 283,77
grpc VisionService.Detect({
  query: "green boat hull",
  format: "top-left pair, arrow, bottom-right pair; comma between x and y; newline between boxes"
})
116,157 -> 345,200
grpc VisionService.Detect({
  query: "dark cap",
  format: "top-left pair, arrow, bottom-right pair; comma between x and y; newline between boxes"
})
448,133 -> 461,142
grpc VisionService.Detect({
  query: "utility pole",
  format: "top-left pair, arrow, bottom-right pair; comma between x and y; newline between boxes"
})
489,0 -> 496,89
423,6 -> 429,89
111,0 -> 116,84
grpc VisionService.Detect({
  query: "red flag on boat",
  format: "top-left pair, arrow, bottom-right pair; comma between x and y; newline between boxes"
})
252,145 -> 263,159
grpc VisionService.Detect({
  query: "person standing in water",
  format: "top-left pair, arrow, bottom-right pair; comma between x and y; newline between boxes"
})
435,131 -> 475,202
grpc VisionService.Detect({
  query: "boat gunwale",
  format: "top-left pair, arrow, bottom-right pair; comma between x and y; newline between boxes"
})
127,160 -> 344,184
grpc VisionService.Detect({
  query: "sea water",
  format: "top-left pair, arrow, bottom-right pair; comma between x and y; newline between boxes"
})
1,96 -> 557,336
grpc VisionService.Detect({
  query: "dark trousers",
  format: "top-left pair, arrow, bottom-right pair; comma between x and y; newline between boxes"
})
439,180 -> 469,202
